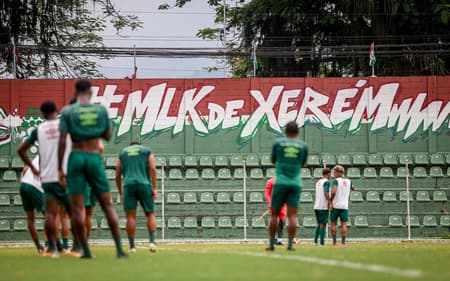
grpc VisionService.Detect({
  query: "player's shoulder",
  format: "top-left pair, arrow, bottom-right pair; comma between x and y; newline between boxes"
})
273,136 -> 286,145
140,145 -> 152,154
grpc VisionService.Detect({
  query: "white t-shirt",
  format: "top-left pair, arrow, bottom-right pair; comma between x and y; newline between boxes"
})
21,156 -> 43,193
332,177 -> 352,210
314,178 -> 330,210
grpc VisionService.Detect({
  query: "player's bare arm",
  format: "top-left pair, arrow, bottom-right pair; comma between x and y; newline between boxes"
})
116,159 -> 123,205
17,142 -> 39,176
351,185 -> 356,191
148,154 -> 158,200
331,185 -> 337,202
58,131 -> 68,186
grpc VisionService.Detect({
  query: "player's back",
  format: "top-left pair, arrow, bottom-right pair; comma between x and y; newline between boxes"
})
314,178 -> 329,210
35,119 -> 60,183
119,144 -> 152,186
332,178 -> 351,209
272,137 -> 308,188
21,157 -> 43,192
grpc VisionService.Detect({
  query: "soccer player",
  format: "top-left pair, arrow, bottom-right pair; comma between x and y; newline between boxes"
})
313,168 -> 331,246
17,101 -> 72,258
58,79 -> 127,258
267,121 -> 308,251
264,177 -> 287,245
116,141 -> 158,253
330,165 -> 355,247
19,156 -> 45,253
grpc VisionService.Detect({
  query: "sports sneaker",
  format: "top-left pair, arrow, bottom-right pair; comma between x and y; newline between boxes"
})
265,246 -> 274,252
117,252 -> 129,259
149,243 -> 157,252
286,247 -> 295,251
332,243 -> 338,247
43,251 -> 59,259
341,243 -> 346,248
61,248 -> 70,255
276,239 -> 283,245
70,250 -> 82,258
130,248 -> 137,253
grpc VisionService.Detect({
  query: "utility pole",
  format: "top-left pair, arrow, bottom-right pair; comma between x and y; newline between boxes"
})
11,36 -> 16,78
223,0 -> 227,77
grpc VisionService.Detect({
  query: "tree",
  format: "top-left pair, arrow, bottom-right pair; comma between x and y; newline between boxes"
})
0,0 -> 142,78
161,0 -> 450,77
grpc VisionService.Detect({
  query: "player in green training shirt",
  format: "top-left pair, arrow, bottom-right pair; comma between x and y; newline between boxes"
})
116,142 -> 158,253
57,79 -> 127,259
267,121 -> 308,251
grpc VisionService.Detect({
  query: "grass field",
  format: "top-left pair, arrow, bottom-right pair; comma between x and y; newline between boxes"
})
0,243 -> 449,281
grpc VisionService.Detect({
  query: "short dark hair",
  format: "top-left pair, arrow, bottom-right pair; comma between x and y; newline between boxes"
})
130,141 -> 140,145
322,167 -> 331,176
69,97 -> 77,105
75,79 -> 91,95
40,101 -> 57,115
285,121 -> 299,135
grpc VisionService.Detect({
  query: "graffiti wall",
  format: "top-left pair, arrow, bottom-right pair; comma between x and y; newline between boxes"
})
0,77 -> 449,154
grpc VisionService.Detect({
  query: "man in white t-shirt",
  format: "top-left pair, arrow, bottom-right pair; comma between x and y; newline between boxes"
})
313,168 -> 331,246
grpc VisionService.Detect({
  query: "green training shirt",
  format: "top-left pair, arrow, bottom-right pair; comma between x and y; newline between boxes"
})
271,137 -> 308,188
59,103 -> 111,142
119,144 -> 152,187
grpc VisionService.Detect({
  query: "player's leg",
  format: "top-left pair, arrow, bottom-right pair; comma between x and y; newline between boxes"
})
20,183 -> 44,253
125,210 -> 137,252
146,212 -> 157,252
340,210 -> 349,246
123,184 -> 137,251
314,210 -> 320,245
277,218 -> 285,245
285,186 -> 301,250
267,208 -> 280,251
85,207 -> 94,238
59,207 -> 70,253
330,209 -> 339,246
138,183 -> 157,252
25,210 -> 43,253
43,196 -> 59,257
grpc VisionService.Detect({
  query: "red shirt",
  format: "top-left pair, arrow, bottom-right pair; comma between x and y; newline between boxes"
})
264,177 -> 287,219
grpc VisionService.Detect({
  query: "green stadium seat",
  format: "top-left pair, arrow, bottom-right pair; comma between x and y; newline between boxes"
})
184,156 -> 197,167
156,217 -> 165,228
35,219 -> 44,230
249,192 -> 263,203
440,215 -> 450,227
352,154 -> 367,165
407,216 -> 420,228
154,193 -> 162,204
0,220 -> 10,231
199,155 -> 213,167
100,219 -> 108,229
261,155 -> 272,167
91,218 -> 98,229
214,155 -> 228,167
322,154 -> 336,166
201,169 -> 215,179
201,217 -> 215,228
3,170 -> 17,181
350,191 -> 364,202
301,168 -> 311,179
11,157 -> 24,169
216,192 -> 230,203
383,191 -> 397,202
230,155 -> 243,167
218,216 -> 232,228
167,193 -> 180,204
217,168 -> 231,179
337,155 -> 351,165
399,153 -> 412,165
313,168 -> 323,178
105,169 -> 115,180
156,169 -> 163,179
389,215 -> 403,227
307,155 -> 321,166
383,153 -> 398,165
13,219 -> 27,230
347,168 -> 360,178
396,167 -> 410,178
154,156 -> 166,167
432,191 -> 447,202
430,153 -> 444,165
380,167 -> 394,178
266,168 -> 275,178
246,155 -> 259,167
368,154 -> 383,166
169,169 -> 182,179
430,167 -> 444,177
169,156 -> 182,167
183,217 -> 198,228
13,195 -> 22,205
183,192 -> 197,204
233,168 -> 244,179
414,153 -> 429,165
251,217 -> 266,228
119,218 -> 126,229
300,192 -> 313,203
423,216 -> 437,227
302,216 -> 317,227
168,217 -> 182,228
185,169 -> 199,179
235,216 -> 247,228
448,168 -> 450,177
446,153 -> 450,164
233,192 -> 244,203
366,191 -> 380,202
416,191 -> 430,202
250,168 -> 264,179
105,156 -> 117,168
0,156 -> 10,168
0,194 -> 10,206
200,192 -> 214,203
400,191 -> 413,202
354,216 -> 368,227
413,167 -> 427,178
363,167 -> 377,178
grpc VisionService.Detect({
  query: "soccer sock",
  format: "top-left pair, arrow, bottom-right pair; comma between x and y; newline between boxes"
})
313,227 -> 320,244
148,230 -> 156,243
48,240 -> 57,252
277,220 -> 284,239
62,238 -> 69,250
342,236 -> 346,244
287,236 -> 294,249
33,238 -> 42,250
56,238 -> 63,251
319,227 -> 325,245
332,234 -> 337,244
45,240 -> 48,247
129,237 -> 135,249
81,242 -> 92,257
269,235 -> 276,249
113,236 -> 125,255
72,240 -> 79,251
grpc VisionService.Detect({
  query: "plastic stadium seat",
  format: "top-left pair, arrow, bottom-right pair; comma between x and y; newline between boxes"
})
322,154 -> 336,165
352,154 -> 367,165
233,168 -> 244,179
337,155 -> 351,165
216,192 -> 230,203
300,192 -> 313,203
368,154 -> 383,166
306,155 -> 320,166
156,217 -> 165,228
0,156 -> 9,168
184,156 -> 197,167
201,217 -> 215,228
91,218 -> 98,229
214,156 -> 228,167
167,193 -> 181,204
430,167 -> 444,177
100,219 -> 109,229
105,156 -> 117,168
235,217 -> 247,228
14,219 -> 27,230
185,169 -> 199,180
350,191 -> 364,202
396,167 -> 410,178
266,168 -> 275,178
432,191 -> 447,202
201,169 -> 215,179
199,155 -> 213,167
366,191 -> 380,202
119,218 -> 127,229
251,217 -> 266,228
407,216 -> 420,228
389,216 -> 403,227
200,192 -> 214,203
430,153 -> 444,165
446,153 -> 450,164
448,168 -> 450,177
413,167 -> 427,178
383,191 -> 397,202
218,216 -> 232,228
168,217 -> 182,228
250,168 -> 264,179
169,156 -> 182,167
0,220 -> 10,231
313,168 -> 323,178
400,191 -> 413,202
34,219 -> 44,230
416,191 -> 430,202
383,153 -> 398,165
3,170 -> 17,181
11,157 -> 24,169
233,192 -> 244,203
414,153 -> 429,165
380,167 -> 394,178
13,195 -> 22,205
0,195 -> 10,206
230,155 -> 243,167
440,215 -> 450,227
354,216 -> 368,227
154,156 -> 166,167
249,192 -> 263,203
156,169 -> 163,179
301,168 -> 311,179
261,155 -> 272,167
246,155 -> 259,167
347,168 -> 360,178
363,167 -> 377,178
183,192 -> 197,204
105,169 -> 115,180
423,216 -> 437,227
169,169 -> 182,180
183,217 -> 198,228
399,153 -> 412,165
302,216 -> 317,227
217,168 -> 231,179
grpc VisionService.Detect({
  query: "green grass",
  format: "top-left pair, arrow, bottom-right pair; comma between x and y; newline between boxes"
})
0,243 -> 449,281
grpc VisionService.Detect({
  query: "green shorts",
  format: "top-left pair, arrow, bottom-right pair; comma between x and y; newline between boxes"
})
315,209 -> 329,224
67,151 -> 110,197
20,183 -> 44,212
84,186 -> 96,208
271,184 -> 301,210
42,182 -> 70,207
123,183 -> 154,213
330,208 -> 349,222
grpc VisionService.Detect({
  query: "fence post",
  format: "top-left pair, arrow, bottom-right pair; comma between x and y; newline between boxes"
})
161,161 -> 166,242
243,160 -> 247,242
405,160 -> 411,241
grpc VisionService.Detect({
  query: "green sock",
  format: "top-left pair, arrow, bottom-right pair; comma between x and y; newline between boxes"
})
129,237 -> 135,249
72,240 -> 79,251
319,227 -> 325,245
62,238 -> 69,250
313,227 -> 320,244
56,238 -> 63,251
287,236 -> 294,250
81,242 -> 92,257
342,236 -> 346,244
113,236 -> 125,255
277,220 -> 284,238
332,235 -> 337,244
33,238 -> 42,250
48,240 -> 57,252
148,230 -> 156,243
45,240 -> 48,247
269,235 -> 276,249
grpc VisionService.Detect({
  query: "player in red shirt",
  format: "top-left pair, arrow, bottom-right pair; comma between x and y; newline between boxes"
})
265,177 -> 288,245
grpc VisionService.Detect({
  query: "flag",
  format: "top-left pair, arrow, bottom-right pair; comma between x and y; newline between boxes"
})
369,42 -> 376,67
